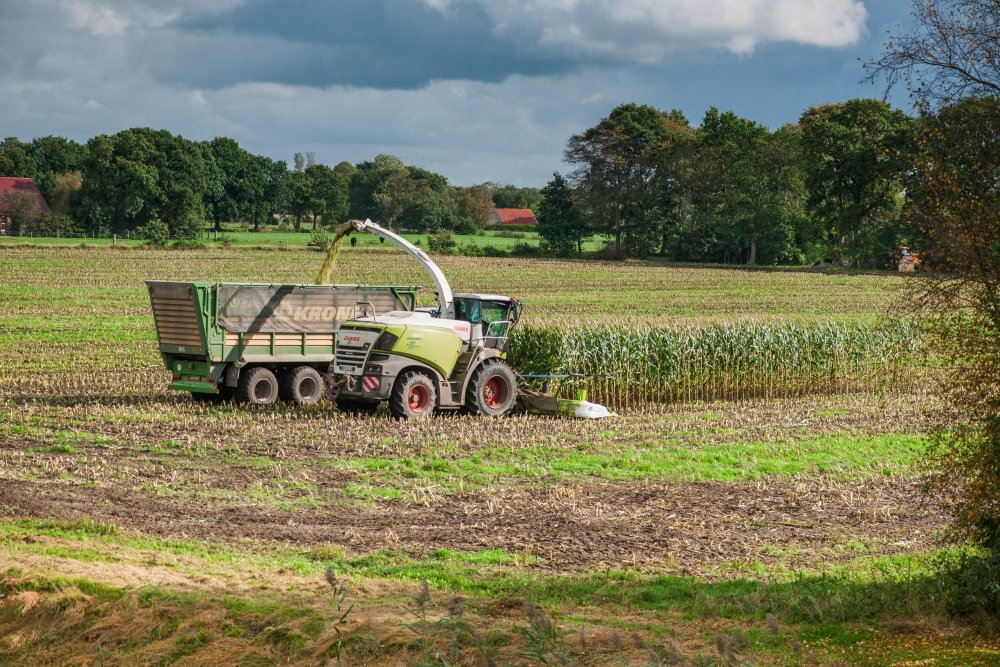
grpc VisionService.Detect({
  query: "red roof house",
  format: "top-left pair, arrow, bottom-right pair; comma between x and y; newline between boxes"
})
492,208 -> 538,226
0,177 -> 50,235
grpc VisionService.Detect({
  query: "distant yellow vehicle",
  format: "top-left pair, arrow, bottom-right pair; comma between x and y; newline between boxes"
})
898,247 -> 920,272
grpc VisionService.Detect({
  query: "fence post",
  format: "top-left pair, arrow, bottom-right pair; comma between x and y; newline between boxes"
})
112,234 -> 117,247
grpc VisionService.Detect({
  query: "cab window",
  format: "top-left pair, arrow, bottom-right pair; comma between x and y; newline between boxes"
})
454,298 -> 481,324
481,301 -> 508,327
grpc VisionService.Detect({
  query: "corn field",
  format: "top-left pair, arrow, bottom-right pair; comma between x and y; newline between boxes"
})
509,320 -> 922,408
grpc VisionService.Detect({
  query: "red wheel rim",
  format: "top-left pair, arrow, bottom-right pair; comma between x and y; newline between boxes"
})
408,384 -> 430,413
482,376 -> 508,409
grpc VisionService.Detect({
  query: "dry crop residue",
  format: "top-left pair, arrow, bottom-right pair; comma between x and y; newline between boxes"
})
0,474 -> 943,574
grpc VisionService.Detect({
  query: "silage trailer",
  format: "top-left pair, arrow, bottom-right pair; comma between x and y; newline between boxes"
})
146,281 -> 419,404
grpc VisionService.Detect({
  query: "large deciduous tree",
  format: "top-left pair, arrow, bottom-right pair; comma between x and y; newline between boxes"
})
77,128 -> 207,237
906,97 -> 1000,560
47,172 -> 83,216
566,103 -> 675,256
287,168 -> 313,231
868,0 -> 1000,608
686,108 -> 777,264
307,163 -> 350,228
800,99 -> 911,266
1,190 -> 43,234
254,157 -> 287,231
204,137 -> 267,231
538,172 -> 585,256
455,185 -> 495,229
350,154 -> 408,222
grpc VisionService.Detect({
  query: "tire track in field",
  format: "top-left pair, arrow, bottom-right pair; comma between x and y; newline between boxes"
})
0,475 -> 945,573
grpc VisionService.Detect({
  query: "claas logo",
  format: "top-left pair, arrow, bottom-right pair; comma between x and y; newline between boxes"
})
343,335 -> 362,342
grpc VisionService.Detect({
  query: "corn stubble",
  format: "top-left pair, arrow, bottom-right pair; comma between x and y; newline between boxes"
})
0,246 -> 921,410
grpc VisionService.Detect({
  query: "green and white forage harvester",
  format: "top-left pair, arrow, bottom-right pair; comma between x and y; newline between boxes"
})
329,219 -> 611,419
147,218 -> 612,419
326,219 -> 519,418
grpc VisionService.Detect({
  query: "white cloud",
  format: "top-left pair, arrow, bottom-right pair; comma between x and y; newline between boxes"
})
430,0 -> 868,57
62,1 -> 130,36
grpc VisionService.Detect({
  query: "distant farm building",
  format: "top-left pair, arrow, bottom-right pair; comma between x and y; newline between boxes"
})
492,208 -> 538,226
0,177 -> 50,236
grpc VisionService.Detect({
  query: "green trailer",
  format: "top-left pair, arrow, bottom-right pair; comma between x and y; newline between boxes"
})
146,281 -> 419,404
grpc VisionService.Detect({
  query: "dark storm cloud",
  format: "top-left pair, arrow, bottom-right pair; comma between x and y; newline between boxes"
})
166,0 -> 579,89
0,0 -> 912,186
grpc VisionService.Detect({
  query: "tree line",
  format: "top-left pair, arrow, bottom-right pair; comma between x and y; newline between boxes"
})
0,94 -> 968,273
537,98 -> 914,267
0,131 -> 541,239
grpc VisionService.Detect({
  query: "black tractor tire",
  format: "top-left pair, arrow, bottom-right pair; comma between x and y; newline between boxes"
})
465,360 -> 518,416
235,366 -> 279,405
280,366 -> 324,405
389,370 -> 437,420
336,398 -> 381,415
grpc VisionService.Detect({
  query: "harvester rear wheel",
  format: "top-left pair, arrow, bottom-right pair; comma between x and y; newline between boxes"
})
236,367 -> 279,405
280,366 -> 324,405
466,360 -> 517,416
389,370 -> 437,420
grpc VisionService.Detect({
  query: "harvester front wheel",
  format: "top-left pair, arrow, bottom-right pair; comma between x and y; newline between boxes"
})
236,367 -> 279,405
280,366 -> 324,405
389,371 -> 437,420
466,360 -> 517,416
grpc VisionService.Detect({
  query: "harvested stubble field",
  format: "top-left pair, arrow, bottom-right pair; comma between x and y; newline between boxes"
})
0,245 -> 996,665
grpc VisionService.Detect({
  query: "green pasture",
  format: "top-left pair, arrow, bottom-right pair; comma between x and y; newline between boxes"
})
1,226 -> 607,252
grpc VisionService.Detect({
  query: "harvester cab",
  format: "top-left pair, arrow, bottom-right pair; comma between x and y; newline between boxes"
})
453,293 -> 521,350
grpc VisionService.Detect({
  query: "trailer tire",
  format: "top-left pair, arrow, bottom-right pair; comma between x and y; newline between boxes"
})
389,370 -> 437,420
336,398 -> 380,415
235,367 -> 279,405
280,366 -> 324,405
466,360 -> 517,416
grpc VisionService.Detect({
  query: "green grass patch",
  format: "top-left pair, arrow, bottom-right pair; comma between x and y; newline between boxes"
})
328,433 -> 928,495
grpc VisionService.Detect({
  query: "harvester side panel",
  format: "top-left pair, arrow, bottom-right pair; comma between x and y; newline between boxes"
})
216,284 -> 414,333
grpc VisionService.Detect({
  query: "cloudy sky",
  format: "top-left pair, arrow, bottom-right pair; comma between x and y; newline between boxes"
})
1,0 -> 913,185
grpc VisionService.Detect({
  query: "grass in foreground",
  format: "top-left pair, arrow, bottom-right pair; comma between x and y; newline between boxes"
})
1,518 -> 998,666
